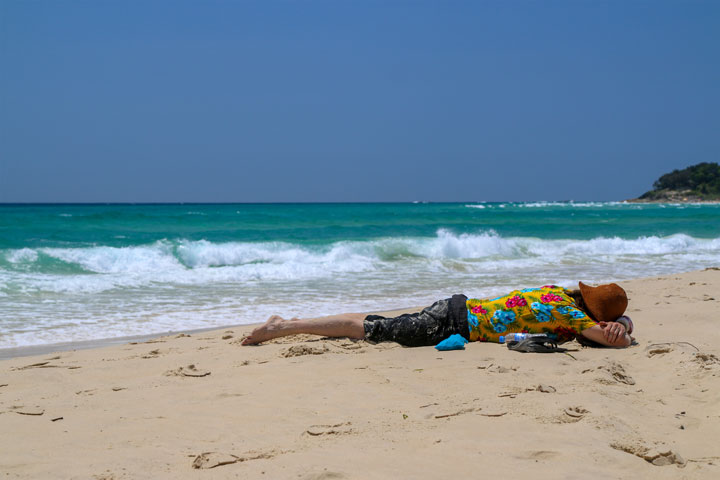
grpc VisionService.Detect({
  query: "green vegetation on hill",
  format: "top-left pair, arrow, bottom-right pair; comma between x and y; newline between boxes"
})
638,162 -> 720,201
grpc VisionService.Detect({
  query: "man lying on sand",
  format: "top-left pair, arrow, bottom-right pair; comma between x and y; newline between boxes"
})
242,282 -> 634,348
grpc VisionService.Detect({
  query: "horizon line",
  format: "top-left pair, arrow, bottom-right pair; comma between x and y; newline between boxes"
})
0,199 -> 629,206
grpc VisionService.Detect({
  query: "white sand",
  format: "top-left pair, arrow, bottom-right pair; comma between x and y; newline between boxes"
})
1,269 -> 719,479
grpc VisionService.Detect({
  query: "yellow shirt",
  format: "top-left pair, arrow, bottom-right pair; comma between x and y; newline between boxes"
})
466,286 -> 597,343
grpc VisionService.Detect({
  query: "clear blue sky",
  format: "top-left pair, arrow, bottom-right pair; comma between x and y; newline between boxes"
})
1,0 -> 719,202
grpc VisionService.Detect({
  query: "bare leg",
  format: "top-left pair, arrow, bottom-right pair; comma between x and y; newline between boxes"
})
241,313 -> 367,345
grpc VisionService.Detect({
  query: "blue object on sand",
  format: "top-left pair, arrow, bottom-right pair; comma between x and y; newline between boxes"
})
435,334 -> 468,351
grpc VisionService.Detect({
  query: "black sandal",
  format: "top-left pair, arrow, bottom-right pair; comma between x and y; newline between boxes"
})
506,335 -> 560,353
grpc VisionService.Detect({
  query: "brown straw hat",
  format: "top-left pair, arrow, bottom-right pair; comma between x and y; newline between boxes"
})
578,282 -> 628,323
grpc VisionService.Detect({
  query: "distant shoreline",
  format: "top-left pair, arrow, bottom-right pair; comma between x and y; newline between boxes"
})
627,200 -> 720,204
626,197 -> 720,204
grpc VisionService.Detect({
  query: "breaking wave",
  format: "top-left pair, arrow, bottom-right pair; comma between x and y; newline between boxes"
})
2,230 -> 719,295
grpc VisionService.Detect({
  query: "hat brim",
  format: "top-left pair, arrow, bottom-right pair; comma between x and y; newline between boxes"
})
578,281 -> 628,323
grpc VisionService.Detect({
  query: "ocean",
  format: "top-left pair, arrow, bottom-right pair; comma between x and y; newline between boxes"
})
1,202 -> 719,349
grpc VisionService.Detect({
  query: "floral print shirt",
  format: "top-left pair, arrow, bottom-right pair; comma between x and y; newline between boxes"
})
466,286 -> 597,343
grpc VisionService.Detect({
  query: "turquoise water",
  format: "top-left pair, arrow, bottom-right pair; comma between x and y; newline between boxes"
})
2,202 -> 719,348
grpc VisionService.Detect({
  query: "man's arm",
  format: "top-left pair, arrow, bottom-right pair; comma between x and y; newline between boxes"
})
579,322 -> 632,348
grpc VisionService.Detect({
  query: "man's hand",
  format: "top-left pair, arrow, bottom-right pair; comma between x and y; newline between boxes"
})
598,321 -> 627,343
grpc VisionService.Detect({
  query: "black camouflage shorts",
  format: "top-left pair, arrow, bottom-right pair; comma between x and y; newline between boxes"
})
363,294 -> 469,347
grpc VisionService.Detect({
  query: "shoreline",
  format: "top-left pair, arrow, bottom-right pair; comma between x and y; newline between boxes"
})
626,198 -> 720,204
0,323 -> 241,362
0,306 -> 424,361
4,266 -> 718,361
4,202 -> 719,354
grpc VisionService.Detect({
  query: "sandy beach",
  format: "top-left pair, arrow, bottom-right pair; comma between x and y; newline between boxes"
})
1,269 -> 719,479
4,1 -> 720,477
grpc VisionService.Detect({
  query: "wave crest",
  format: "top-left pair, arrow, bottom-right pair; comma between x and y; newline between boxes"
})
3,231 -> 719,272
1,231 -> 719,295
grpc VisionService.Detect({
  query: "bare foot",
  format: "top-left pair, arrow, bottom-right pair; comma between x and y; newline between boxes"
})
241,316 -> 288,345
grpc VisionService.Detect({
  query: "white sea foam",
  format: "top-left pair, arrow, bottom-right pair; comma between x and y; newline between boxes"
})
2,232 -> 719,276
465,201 -> 627,208
0,232 -> 716,300
6,248 -> 38,263
519,201 -> 611,208
2,231 -> 720,348
524,234 -> 720,257
420,229 -> 516,258
41,242 -> 183,274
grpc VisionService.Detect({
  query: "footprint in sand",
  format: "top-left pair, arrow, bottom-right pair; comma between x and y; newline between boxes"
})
434,407 -> 478,419
10,405 -> 45,416
564,406 -> 588,418
282,344 -> 330,358
646,342 -> 699,358
552,406 -> 588,424
192,452 -> 240,469
582,361 -> 635,385
523,450 -> 561,461
693,352 -> 719,367
487,364 -> 518,374
646,345 -> 674,357
11,361 -> 81,371
75,389 -> 97,396
164,364 -> 211,377
326,339 -> 367,353
217,392 -> 245,399
191,450 -> 283,469
611,442 -> 686,467
92,472 -> 117,480
607,363 -> 636,385
304,422 -> 353,436
301,471 -> 346,479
